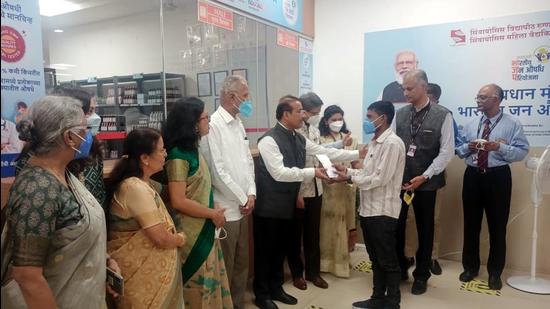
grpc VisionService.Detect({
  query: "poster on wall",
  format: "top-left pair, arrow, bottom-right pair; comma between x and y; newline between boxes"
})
1,0 -> 45,177
299,37 -> 313,95
363,11 -> 550,146
215,0 -> 303,33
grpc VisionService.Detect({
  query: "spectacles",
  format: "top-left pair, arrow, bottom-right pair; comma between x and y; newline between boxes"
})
475,95 -> 497,102
157,148 -> 167,156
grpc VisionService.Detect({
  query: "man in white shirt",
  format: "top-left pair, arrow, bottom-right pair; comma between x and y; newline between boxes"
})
393,69 -> 454,295
253,95 -> 365,309
336,100 -> 405,309
201,75 -> 256,309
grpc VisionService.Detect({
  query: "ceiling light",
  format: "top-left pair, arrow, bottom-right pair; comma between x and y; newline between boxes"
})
53,29 -> 64,33
39,0 -> 82,17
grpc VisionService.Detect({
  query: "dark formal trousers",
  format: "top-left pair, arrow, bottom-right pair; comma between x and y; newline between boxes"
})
396,190 -> 436,282
253,215 -> 293,302
287,194 -> 323,279
462,165 -> 512,277
361,216 -> 401,309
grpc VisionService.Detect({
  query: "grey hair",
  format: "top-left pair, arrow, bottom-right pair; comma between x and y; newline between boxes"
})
18,95 -> 84,155
220,75 -> 247,97
403,69 -> 428,86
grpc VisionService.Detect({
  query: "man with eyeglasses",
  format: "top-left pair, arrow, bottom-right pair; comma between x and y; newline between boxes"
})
456,84 -> 529,290
379,50 -> 419,104
393,69 -> 454,295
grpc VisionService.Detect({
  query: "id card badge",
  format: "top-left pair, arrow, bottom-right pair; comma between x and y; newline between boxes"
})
407,144 -> 417,157
472,153 -> 478,165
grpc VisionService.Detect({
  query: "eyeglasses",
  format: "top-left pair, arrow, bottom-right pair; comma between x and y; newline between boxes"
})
475,95 -> 497,102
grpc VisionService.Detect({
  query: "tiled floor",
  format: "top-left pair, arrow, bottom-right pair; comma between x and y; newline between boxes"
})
241,248 -> 549,309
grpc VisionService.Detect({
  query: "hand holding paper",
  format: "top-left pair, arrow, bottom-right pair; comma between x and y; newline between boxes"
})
315,154 -> 338,178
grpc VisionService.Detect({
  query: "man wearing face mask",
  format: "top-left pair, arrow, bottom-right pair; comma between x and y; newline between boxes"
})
392,70 -> 454,295
334,100 -> 405,309
200,75 -> 256,309
15,88 -> 107,208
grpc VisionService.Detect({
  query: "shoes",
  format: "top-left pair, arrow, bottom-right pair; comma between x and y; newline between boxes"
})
430,259 -> 442,275
271,290 -> 298,305
351,298 -> 386,309
459,270 -> 478,282
293,277 -> 307,290
488,275 -> 502,290
255,298 -> 279,309
306,276 -> 329,289
411,280 -> 427,295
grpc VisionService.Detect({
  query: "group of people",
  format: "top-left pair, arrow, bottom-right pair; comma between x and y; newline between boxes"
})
0,69 -> 529,309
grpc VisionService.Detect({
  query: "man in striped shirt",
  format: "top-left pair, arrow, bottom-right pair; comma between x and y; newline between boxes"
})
335,100 -> 406,309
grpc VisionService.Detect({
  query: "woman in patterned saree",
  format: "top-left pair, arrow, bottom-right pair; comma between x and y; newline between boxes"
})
1,95 -> 119,308
163,97 -> 232,309
318,105 -> 360,278
106,128 -> 186,309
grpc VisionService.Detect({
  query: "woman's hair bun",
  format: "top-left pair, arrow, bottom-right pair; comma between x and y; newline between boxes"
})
17,119 -> 34,142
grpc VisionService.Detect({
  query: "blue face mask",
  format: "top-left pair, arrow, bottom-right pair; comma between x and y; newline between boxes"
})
362,115 -> 383,135
235,99 -> 254,118
72,130 -> 93,160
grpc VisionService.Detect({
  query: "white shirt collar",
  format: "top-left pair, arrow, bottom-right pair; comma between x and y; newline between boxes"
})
218,106 -> 237,124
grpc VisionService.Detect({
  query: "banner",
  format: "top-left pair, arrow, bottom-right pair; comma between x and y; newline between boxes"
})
215,0 -> 303,33
1,0 -> 45,177
299,37 -> 313,95
363,11 -> 550,146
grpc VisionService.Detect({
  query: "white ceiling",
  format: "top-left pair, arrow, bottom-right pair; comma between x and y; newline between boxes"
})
41,0 -> 190,29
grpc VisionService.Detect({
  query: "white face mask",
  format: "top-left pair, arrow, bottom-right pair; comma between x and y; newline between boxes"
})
329,120 -> 344,133
87,113 -> 101,136
307,114 -> 321,127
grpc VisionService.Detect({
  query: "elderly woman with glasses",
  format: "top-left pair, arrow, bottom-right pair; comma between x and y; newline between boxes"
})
1,95 -> 119,309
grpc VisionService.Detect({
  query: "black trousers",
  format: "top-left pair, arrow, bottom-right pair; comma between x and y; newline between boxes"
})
462,165 -> 512,277
253,215 -> 293,301
396,190 -> 436,282
361,216 -> 401,309
287,195 -> 322,279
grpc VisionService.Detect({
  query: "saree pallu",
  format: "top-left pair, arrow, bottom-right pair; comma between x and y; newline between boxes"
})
1,172 -> 107,309
108,178 -> 184,309
166,147 -> 232,309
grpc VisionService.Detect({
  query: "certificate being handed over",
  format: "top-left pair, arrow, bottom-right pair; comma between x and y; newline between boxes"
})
315,154 -> 338,178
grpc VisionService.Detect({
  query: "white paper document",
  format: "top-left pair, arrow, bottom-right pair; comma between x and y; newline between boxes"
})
315,154 -> 338,178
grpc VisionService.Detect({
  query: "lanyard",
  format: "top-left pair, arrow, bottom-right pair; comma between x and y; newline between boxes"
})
476,112 -> 504,140
410,104 -> 431,142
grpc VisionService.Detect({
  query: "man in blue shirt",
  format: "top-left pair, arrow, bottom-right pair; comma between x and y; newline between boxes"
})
456,83 -> 529,290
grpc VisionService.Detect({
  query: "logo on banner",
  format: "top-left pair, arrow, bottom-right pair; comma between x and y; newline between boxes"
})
283,0 -> 299,26
450,29 -> 466,45
1,26 -> 26,63
534,46 -> 549,64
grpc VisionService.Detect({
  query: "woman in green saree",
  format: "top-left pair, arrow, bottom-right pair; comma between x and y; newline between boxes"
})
163,97 -> 232,309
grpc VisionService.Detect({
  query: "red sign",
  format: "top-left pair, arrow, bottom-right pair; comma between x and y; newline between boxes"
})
1,26 -> 26,63
198,1 -> 233,31
276,29 -> 298,50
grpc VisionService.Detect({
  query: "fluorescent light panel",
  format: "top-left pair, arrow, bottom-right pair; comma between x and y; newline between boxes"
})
39,0 -> 82,17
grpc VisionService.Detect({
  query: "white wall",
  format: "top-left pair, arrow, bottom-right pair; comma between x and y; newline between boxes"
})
313,0 -> 550,274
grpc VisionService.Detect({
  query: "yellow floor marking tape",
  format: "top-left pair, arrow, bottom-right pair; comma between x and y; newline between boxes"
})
353,260 -> 373,273
460,279 -> 501,296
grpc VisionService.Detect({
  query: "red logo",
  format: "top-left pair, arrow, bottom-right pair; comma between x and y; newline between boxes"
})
450,29 -> 466,44
1,26 -> 26,63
